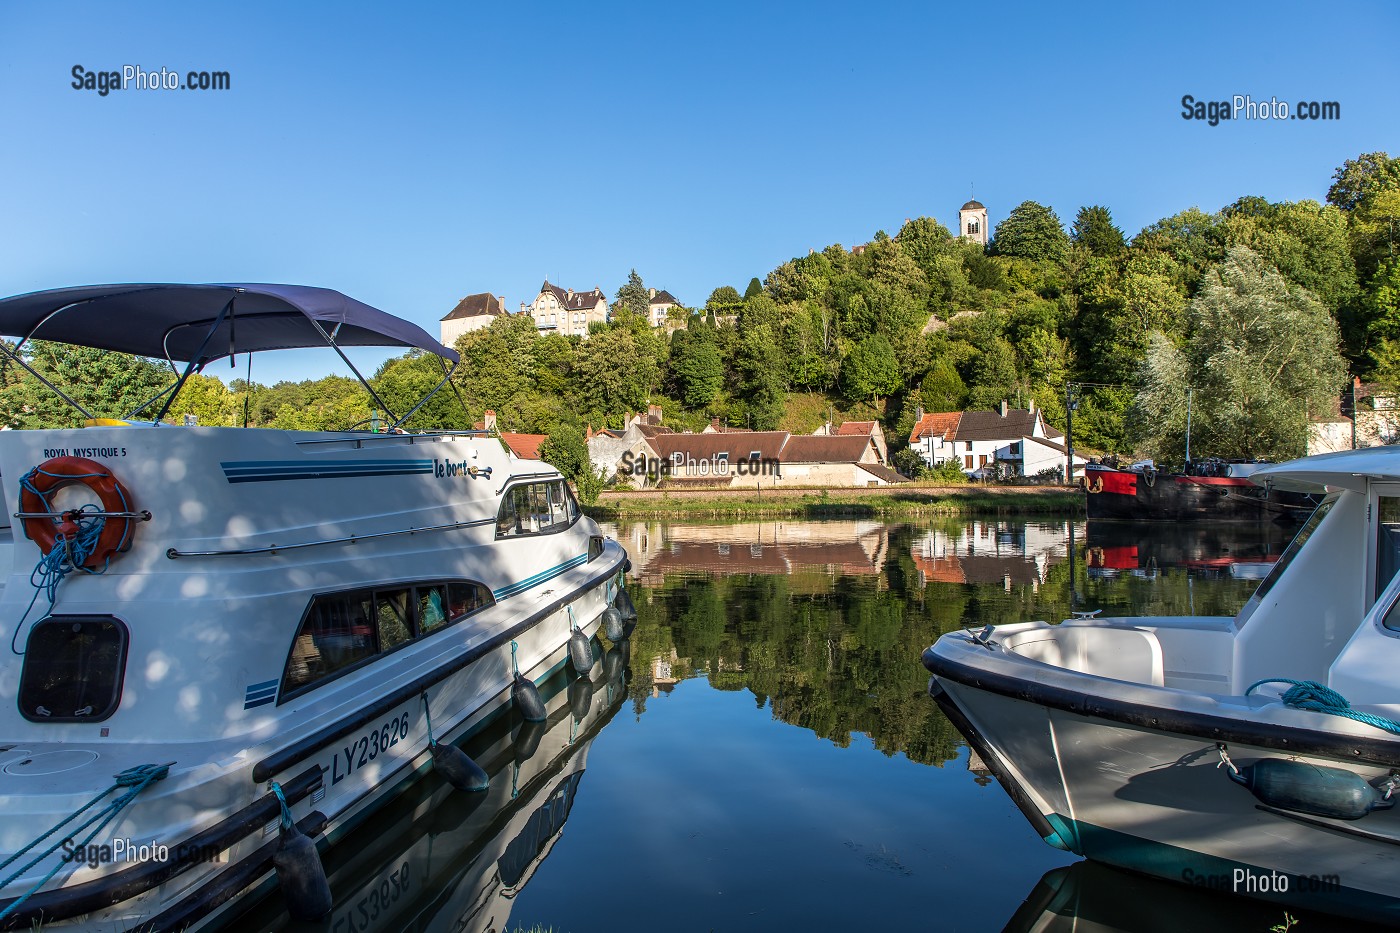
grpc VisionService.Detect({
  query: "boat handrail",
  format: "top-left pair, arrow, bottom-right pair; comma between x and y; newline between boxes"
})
166,517 -> 496,559
497,471 -> 561,495
294,430 -> 495,451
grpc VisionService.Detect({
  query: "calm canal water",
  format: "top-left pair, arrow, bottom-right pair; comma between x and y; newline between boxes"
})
224,516 -> 1375,933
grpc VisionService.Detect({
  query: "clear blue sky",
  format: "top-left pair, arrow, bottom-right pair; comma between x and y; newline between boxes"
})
2,1 -> 1397,383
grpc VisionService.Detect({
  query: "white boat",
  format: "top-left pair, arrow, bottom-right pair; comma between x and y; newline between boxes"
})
0,284 -> 629,930
223,636 -> 630,933
924,447 -> 1400,926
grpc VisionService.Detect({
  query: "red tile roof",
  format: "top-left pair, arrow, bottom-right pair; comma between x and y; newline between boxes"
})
836,421 -> 877,436
501,432 -> 547,459
910,412 -> 961,442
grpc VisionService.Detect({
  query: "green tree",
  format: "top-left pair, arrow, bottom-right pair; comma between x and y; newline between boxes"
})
670,328 -> 724,407
1134,246 -> 1346,462
734,324 -> 786,429
0,342 -> 172,428
992,201 -> 1070,264
614,269 -> 650,318
743,277 -> 764,300
1071,205 -> 1126,256
705,285 -> 744,318
575,326 -> 659,418
917,359 -> 967,412
168,372 -> 239,426
1327,152 -> 1400,213
840,334 -> 901,403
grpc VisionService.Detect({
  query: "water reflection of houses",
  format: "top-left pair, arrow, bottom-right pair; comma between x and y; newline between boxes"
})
606,521 -> 891,585
910,520 -> 1078,592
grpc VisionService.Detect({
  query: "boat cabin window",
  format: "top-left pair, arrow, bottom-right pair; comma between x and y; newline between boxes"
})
1249,494 -> 1337,604
1377,497 -> 1400,601
496,479 -> 578,538
282,580 -> 495,698
19,617 -> 129,723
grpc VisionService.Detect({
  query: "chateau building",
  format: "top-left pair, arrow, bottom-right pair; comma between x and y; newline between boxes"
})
439,293 -> 508,346
523,281 -> 608,338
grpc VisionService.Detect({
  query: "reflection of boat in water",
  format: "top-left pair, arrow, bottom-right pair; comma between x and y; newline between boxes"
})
1084,459 -> 1318,523
925,449 -> 1400,925
1001,860 -> 1381,933
220,640 -> 630,933
1085,521 -> 1290,580
0,284 -> 627,930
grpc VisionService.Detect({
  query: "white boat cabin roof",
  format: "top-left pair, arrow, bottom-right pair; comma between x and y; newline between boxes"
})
1254,446 -> 1400,493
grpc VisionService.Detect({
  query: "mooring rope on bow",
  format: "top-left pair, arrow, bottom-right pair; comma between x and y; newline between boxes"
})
0,763 -> 171,923
1246,679 -> 1400,735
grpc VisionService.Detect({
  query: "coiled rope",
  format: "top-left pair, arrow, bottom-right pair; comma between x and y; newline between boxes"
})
0,763 -> 171,922
1246,679 -> 1400,736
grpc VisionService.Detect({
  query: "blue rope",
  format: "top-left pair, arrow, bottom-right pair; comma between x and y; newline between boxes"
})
269,780 -> 295,832
510,640 -> 519,676
421,693 -> 437,748
1246,679 -> 1400,735
11,467 -> 117,654
0,763 -> 170,923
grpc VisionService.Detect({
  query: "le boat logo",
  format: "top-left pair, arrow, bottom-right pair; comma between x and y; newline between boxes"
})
434,457 -> 485,479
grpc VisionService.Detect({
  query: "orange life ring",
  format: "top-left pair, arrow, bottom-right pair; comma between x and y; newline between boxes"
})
19,457 -> 136,569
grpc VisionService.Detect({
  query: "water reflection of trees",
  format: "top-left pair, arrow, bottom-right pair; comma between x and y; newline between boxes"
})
620,520 -> 1266,768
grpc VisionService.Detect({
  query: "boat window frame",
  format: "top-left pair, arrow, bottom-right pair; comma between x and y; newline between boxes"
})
494,477 -> 581,540
17,615 -> 130,724
279,578 -> 495,703
1371,484 -> 1400,610
1235,493 -> 1338,629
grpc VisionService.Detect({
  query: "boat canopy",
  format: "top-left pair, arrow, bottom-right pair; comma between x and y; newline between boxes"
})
0,283 -> 465,429
1252,446 -> 1400,493
0,283 -> 459,365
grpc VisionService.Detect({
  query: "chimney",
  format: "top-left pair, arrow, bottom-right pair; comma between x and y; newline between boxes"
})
711,417 -> 722,432
915,406 -> 925,422
1028,398 -> 1036,416
497,296 -> 506,314
1000,400 -> 1008,417
484,410 -> 497,432
649,288 -> 656,299
566,288 -> 574,301
648,404 -> 663,424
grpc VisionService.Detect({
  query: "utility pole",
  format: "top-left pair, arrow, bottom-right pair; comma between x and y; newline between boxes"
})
1352,377 -> 1359,450
1185,387 -> 1193,467
1065,383 -> 1077,485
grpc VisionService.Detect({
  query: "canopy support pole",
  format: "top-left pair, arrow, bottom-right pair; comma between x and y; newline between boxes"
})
153,298 -> 235,424
0,340 -> 94,419
390,357 -> 461,432
311,321 -> 401,426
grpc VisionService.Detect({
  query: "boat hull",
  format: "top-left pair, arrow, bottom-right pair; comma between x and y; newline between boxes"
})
1083,465 -> 1315,523
925,628 -> 1400,926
